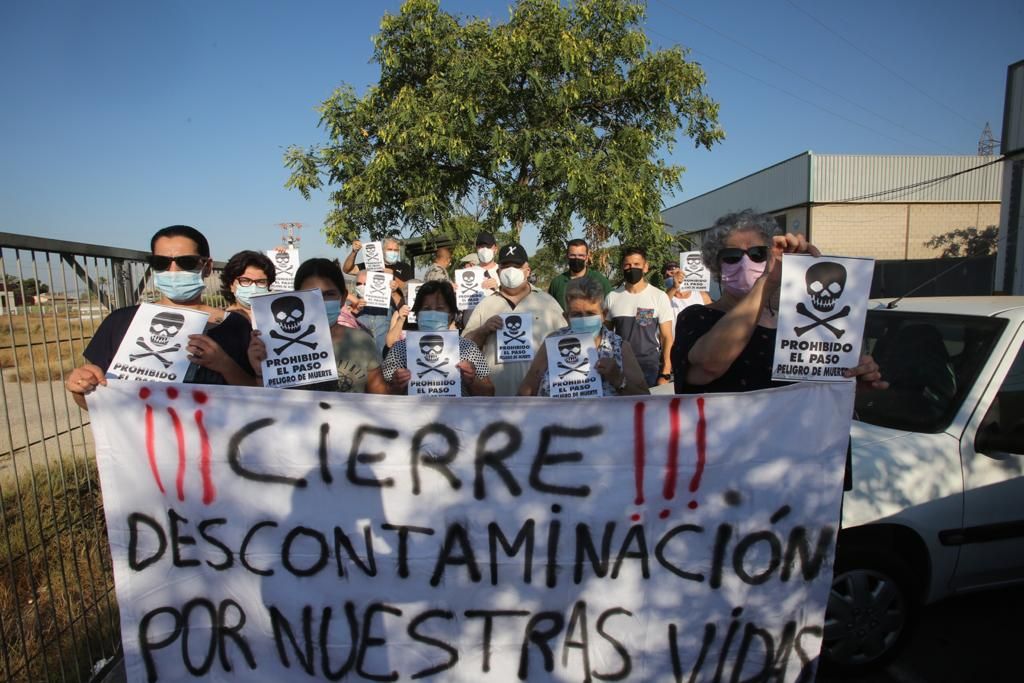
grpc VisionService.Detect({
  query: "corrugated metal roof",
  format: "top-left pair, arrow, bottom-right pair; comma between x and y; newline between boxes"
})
661,152 -> 810,233
811,155 -> 1002,203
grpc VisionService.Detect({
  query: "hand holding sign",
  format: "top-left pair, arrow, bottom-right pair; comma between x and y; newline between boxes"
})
108,304 -> 209,382
772,254 -> 874,382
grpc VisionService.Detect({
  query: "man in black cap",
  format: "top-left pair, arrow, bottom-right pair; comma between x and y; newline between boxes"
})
463,242 -> 564,395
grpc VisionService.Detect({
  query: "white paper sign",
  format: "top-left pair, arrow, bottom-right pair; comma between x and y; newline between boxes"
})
363,270 -> 393,309
545,332 -> 603,397
107,303 -> 208,382
406,330 -> 461,396
405,282 -> 423,324
251,289 -> 338,388
496,312 -> 534,363
266,248 -> 299,292
772,253 -> 875,382
88,381 -> 853,683
678,251 -> 710,291
455,267 -> 489,311
362,240 -> 386,271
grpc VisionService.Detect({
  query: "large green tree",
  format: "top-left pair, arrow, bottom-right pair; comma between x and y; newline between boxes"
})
285,0 -> 723,258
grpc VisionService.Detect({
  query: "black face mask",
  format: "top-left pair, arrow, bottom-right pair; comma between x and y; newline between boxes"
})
623,268 -> 644,285
568,258 -> 586,274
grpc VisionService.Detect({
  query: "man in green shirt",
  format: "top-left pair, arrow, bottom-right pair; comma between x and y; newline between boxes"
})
547,238 -> 612,312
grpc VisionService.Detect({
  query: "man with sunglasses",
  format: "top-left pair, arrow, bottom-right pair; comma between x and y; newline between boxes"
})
604,246 -> 675,387
65,225 -> 257,408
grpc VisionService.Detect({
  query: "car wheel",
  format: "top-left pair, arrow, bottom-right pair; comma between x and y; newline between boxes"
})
820,547 -> 915,672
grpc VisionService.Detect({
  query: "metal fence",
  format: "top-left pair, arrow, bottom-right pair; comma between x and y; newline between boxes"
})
0,232 -> 224,682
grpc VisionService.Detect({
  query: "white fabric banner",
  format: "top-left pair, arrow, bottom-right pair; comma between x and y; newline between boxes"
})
108,303 -> 208,382
773,254 -> 875,382
362,241 -> 386,272
266,248 -> 299,293
89,381 -> 854,682
251,289 -> 338,388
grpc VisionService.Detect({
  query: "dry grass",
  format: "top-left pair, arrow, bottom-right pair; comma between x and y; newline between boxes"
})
0,312 -> 100,383
0,452 -> 119,682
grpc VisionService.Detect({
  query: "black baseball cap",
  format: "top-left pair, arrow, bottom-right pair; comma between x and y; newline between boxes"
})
498,243 -> 528,266
475,231 -> 497,247
390,261 -> 414,282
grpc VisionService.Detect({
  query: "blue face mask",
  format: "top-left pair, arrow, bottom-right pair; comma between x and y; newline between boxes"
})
154,270 -> 206,303
324,299 -> 342,323
569,314 -> 604,335
235,284 -> 268,309
417,310 -> 450,331
384,250 -> 400,264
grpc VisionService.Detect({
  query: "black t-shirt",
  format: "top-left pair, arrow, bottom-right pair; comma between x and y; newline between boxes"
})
672,305 -> 790,394
84,306 -> 254,385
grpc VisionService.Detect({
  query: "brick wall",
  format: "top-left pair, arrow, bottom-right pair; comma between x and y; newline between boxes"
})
810,202 -> 1000,259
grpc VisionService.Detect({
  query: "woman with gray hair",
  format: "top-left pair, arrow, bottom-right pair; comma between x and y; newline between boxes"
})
518,277 -> 648,396
672,208 -> 886,393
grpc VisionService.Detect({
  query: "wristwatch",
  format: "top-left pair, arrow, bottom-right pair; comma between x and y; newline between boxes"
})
658,373 -> 672,380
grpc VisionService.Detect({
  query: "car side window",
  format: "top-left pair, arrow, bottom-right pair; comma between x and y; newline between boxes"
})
976,342 -> 1024,455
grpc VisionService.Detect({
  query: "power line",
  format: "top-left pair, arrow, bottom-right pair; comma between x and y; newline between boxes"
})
829,155 -> 1004,203
783,0 -> 980,132
650,0 -> 961,152
645,26 -> 931,151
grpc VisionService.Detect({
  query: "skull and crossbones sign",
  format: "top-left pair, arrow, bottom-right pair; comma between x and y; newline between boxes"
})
273,251 -> 294,277
369,272 -> 389,297
415,334 -> 450,377
556,336 -> 589,378
683,252 -> 704,277
130,311 -> 184,367
502,315 -> 527,344
794,262 -> 850,338
364,243 -> 379,263
460,270 -> 480,294
268,295 -> 318,353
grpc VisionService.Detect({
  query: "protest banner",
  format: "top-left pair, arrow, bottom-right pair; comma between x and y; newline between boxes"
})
678,251 -> 711,292
545,333 -> 603,398
405,282 -> 423,324
362,241 -> 386,271
455,268 -> 488,311
772,254 -> 874,382
266,248 -> 299,292
363,271 -> 393,310
251,289 -> 338,388
89,381 -> 852,682
406,330 -> 461,396
496,312 -> 534,363
107,304 -> 208,382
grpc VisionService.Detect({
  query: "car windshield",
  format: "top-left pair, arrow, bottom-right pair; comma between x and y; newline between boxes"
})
855,309 -> 1007,433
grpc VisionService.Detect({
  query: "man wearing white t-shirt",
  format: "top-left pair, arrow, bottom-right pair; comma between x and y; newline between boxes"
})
605,247 -> 674,387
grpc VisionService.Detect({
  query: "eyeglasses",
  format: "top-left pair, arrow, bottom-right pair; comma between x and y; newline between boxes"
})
148,254 -> 207,272
236,276 -> 270,287
718,246 -> 769,264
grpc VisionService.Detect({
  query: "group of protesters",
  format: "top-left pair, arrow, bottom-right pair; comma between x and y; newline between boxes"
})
64,212 -> 886,407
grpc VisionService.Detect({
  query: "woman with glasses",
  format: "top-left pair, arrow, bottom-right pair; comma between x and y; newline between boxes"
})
249,258 -> 388,394
672,209 -> 885,393
219,250 -> 275,322
65,225 -> 258,408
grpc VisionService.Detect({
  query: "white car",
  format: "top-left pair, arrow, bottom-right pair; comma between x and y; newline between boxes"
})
823,297 -> 1024,671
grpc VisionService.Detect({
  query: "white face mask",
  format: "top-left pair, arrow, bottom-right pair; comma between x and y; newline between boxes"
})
499,267 -> 526,289
477,247 -> 495,264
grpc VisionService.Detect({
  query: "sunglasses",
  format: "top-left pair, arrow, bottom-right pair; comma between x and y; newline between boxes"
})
148,254 -> 207,272
718,246 -> 769,264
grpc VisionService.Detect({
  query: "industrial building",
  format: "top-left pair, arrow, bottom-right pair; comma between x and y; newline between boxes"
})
661,152 -> 1002,261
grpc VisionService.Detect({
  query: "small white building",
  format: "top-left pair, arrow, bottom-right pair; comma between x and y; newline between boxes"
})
662,152 -> 1002,261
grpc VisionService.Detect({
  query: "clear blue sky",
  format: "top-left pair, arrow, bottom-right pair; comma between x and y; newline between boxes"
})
1,0 -> 1020,261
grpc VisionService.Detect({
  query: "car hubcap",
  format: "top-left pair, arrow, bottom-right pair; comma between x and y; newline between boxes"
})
823,567 -> 907,667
